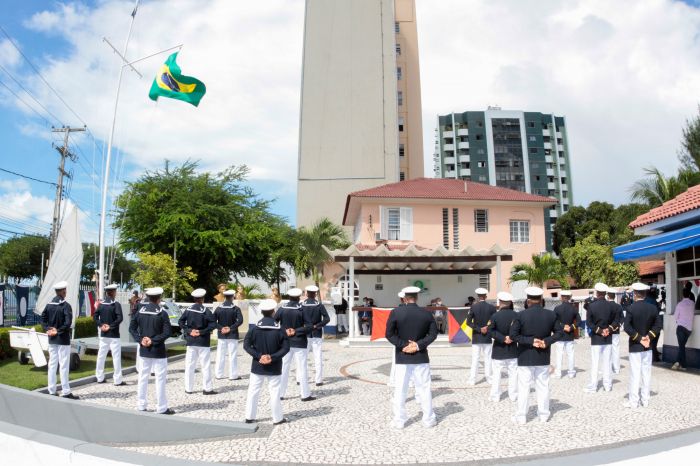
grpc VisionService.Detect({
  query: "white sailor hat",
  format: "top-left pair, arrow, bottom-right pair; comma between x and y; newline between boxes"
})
53,281 -> 68,290
606,287 -> 618,294
402,286 -> 421,294
631,282 -> 650,292
259,299 -> 277,311
475,288 -> 488,295
594,282 -> 608,293
560,290 -> 572,296
525,286 -> 544,297
497,291 -> 513,302
104,283 -> 119,290
305,285 -> 319,292
288,288 -> 303,297
398,291 -> 405,298
146,287 -> 164,296
223,289 -> 236,296
191,288 -> 206,298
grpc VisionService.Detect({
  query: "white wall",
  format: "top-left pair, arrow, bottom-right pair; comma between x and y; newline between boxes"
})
356,274 -> 480,308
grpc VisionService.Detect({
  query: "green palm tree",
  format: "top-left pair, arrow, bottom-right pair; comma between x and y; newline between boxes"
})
293,218 -> 351,288
510,253 -> 568,289
232,282 -> 267,300
629,167 -> 700,208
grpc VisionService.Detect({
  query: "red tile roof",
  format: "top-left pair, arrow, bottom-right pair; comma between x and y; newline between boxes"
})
638,260 -> 665,277
630,185 -> 700,228
354,243 -> 429,251
348,178 -> 557,203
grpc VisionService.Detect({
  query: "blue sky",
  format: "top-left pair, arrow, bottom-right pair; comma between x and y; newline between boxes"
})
2,0 -> 700,245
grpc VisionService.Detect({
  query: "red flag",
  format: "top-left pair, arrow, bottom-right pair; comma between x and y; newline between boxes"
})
370,308 -> 393,341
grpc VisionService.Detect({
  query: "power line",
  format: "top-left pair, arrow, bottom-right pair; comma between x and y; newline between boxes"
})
0,227 -> 45,238
0,75 -> 51,126
0,166 -> 57,186
0,62 -> 63,125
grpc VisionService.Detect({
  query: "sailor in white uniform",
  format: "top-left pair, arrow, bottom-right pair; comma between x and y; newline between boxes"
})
301,285 -> 330,386
179,288 -> 217,395
41,280 -> 77,399
214,289 -> 244,380
94,283 -> 125,386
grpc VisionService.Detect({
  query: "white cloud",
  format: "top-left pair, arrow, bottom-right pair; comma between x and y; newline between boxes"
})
0,178 -> 30,192
0,38 -> 21,67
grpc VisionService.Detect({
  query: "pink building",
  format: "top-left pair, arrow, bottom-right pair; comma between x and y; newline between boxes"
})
323,178 -> 556,312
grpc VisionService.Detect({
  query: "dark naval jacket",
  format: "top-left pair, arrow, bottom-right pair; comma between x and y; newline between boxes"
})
609,300 -> 623,335
553,301 -> 580,342
467,300 -> 496,344
93,297 -> 123,338
510,304 -> 563,367
587,298 -> 615,345
243,316 -> 290,375
129,302 -> 172,358
178,303 -> 217,347
301,298 -> 330,339
274,299 -> 308,348
385,303 -> 438,365
488,307 -> 518,360
41,296 -> 73,346
213,301 -> 244,339
624,300 -> 663,353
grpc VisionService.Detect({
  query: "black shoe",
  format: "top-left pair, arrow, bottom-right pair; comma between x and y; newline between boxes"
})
273,418 -> 289,425
62,393 -> 79,400
203,390 -> 218,395
215,377 -> 226,380
185,391 -> 193,395
280,397 -> 285,401
161,408 -> 176,415
245,419 -> 256,424
300,396 -> 317,402
231,377 -> 241,381
96,379 -> 106,384
114,382 -> 127,386
296,382 -> 300,385
48,392 -> 58,396
315,382 -> 324,387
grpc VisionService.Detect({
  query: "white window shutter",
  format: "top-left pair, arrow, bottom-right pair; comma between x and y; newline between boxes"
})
399,207 -> 413,240
380,206 -> 388,240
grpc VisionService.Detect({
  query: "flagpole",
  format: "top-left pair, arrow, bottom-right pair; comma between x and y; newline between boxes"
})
98,0 -> 140,300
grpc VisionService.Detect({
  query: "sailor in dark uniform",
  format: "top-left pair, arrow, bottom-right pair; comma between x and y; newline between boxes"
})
94,283 -> 125,386
386,286 -> 438,429
624,283 -> 662,409
244,299 -> 290,424
510,286 -> 562,424
276,288 -> 314,401
553,290 -> 580,379
129,286 -> 174,414
607,288 -> 624,374
179,288 -> 217,395
214,289 -> 244,380
301,285 -> 330,386
467,287 -> 496,385
41,280 -> 77,399
488,291 -> 518,402
388,290 -> 406,387
584,283 -> 615,393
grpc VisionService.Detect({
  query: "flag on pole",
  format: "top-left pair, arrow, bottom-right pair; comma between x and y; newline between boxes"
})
369,308 -> 392,341
447,307 -> 472,344
148,52 -> 206,107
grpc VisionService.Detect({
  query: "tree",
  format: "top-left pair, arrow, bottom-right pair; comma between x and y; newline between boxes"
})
509,253 -> 568,288
629,166 -> 700,208
80,243 -> 136,285
231,282 -> 267,299
0,235 -> 50,281
561,231 -> 638,288
293,218 -> 351,287
678,105 -> 700,172
132,252 -> 196,300
115,161 -> 288,291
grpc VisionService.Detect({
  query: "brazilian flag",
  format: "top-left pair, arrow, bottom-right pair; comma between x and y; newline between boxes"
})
148,52 -> 206,107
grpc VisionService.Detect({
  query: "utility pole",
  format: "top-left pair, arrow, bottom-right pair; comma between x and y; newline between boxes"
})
50,125 -> 86,259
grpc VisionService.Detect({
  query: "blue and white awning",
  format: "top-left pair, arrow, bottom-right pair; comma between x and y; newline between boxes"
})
613,223 -> 700,262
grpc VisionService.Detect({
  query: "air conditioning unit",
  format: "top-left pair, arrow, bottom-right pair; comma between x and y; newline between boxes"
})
375,233 -> 382,241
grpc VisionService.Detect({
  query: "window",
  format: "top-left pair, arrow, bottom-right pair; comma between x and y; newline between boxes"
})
477,161 -> 486,168
478,175 -> 487,182
399,171 -> 405,181
529,148 -> 538,154
452,208 -> 459,249
529,136 -> 536,142
477,149 -> 485,155
398,117 -> 404,132
395,21 -> 400,33
479,274 -> 490,290
399,143 -> 405,157
477,120 -> 483,128
381,206 -> 412,240
510,220 -> 530,243
395,43 -> 401,55
442,208 -> 449,248
528,121 -> 535,128
557,138 -> 563,144
397,67 -> 402,80
397,91 -> 403,106
474,209 -> 488,232
476,134 -> 483,140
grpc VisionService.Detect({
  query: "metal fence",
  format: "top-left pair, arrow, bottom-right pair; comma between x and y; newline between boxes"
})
1,283 -> 97,327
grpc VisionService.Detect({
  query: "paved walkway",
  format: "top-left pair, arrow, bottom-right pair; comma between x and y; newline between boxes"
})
70,336 -> 700,464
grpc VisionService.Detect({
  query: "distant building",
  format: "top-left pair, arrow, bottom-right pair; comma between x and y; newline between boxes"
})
433,108 -> 573,250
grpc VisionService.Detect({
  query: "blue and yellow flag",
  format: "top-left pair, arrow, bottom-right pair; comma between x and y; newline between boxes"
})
148,52 -> 206,107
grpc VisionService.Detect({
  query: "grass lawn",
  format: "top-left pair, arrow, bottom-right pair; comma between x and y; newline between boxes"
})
0,345 -> 190,391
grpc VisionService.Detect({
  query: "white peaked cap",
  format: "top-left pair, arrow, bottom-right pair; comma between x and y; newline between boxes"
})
223,289 -> 235,296
104,283 -> 119,290
288,288 -> 303,297
398,291 -> 405,298
191,288 -> 206,298
525,286 -> 544,297
594,283 -> 608,293
606,287 -> 618,294
497,291 -> 513,302
475,288 -> 488,295
631,282 -> 650,292
560,290 -> 572,296
53,281 -> 68,290
146,287 -> 164,296
259,299 -> 277,311
305,285 -> 319,292
402,286 -> 421,294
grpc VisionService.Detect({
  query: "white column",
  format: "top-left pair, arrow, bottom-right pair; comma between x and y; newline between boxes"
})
496,255 -> 502,293
349,257 -> 355,339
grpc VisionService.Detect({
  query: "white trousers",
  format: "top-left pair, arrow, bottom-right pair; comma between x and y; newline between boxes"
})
96,337 -> 122,384
48,344 -> 71,395
490,358 -> 518,401
184,346 -> 213,392
628,351 -> 652,407
137,357 -> 168,413
589,345 -> 612,391
280,347 -> 310,399
611,334 -> 621,373
245,373 -> 283,423
307,337 -> 323,384
393,363 -> 436,428
469,343 -> 493,383
515,366 -> 550,422
389,350 -> 415,388
554,341 -> 576,377
215,339 -> 239,379
336,314 -> 348,332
